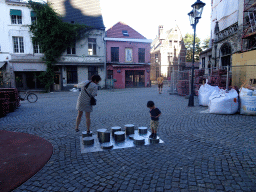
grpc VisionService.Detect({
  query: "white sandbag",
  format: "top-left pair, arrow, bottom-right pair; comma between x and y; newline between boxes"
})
208,89 -> 239,114
198,84 -> 219,106
239,87 -> 256,115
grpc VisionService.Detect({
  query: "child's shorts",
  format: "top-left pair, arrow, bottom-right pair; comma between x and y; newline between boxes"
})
150,120 -> 159,131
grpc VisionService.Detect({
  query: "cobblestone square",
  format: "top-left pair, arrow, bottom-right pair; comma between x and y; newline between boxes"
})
1,86 -> 256,191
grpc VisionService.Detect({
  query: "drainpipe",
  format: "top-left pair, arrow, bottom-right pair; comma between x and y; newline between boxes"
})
103,30 -> 107,89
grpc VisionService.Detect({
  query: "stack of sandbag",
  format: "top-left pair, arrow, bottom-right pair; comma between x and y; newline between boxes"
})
239,87 -> 256,115
208,89 -> 239,114
198,84 -> 219,106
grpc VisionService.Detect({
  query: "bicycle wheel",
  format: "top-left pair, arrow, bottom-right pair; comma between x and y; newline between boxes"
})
27,93 -> 38,103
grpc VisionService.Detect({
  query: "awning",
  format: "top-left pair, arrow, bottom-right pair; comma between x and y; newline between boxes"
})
10,9 -> 22,16
0,62 -> 6,69
31,11 -> 36,17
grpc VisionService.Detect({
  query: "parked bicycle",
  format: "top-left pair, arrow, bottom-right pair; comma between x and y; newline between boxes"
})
18,91 -> 38,103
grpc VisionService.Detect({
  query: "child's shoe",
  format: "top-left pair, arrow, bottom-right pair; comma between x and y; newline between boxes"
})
149,133 -> 154,138
153,134 -> 157,139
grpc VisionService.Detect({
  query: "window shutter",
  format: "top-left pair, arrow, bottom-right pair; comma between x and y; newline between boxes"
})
31,11 -> 36,17
10,9 -> 22,16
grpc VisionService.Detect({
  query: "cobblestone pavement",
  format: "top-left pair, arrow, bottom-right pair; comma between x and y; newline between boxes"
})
1,86 -> 256,192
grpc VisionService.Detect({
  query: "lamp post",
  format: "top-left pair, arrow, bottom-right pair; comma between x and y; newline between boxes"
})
188,0 -> 206,107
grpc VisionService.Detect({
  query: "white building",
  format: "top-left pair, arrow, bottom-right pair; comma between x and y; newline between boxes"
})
0,0 -> 106,91
49,0 -> 106,91
0,0 -> 46,89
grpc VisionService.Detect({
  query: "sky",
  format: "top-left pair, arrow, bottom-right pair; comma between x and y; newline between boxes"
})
100,0 -> 211,41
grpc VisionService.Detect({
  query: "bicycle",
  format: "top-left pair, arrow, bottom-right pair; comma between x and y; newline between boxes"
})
18,91 -> 38,103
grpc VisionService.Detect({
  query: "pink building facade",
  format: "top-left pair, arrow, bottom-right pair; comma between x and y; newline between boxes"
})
105,22 -> 152,89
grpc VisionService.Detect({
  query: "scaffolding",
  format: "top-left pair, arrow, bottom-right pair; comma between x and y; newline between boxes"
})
242,0 -> 256,52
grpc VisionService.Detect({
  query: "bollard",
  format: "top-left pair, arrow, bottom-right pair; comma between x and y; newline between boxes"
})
114,131 -> 125,142
133,136 -> 145,145
97,129 -> 111,143
124,124 -> 134,135
83,137 -> 94,145
138,127 -> 147,134
82,131 -> 93,137
111,126 -> 121,136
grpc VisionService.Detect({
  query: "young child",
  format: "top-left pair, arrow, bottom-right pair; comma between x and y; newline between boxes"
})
147,101 -> 161,139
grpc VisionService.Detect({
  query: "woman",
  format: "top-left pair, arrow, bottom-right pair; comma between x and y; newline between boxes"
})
75,75 -> 101,132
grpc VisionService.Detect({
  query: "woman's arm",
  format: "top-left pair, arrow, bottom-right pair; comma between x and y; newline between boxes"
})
76,81 -> 88,88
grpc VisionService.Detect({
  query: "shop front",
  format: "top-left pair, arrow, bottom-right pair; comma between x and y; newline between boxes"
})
12,62 -> 46,90
107,64 -> 150,89
125,70 -> 145,88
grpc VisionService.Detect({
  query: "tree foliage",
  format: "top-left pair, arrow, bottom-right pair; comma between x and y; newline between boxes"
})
201,37 -> 210,50
28,1 -> 90,91
184,33 -> 202,62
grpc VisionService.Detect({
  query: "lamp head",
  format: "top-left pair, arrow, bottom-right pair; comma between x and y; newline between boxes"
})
191,0 -> 206,19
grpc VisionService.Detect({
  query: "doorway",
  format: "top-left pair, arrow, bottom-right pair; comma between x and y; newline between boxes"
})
125,70 -> 145,88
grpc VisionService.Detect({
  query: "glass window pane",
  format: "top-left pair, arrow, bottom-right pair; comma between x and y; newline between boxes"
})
93,44 -> 96,55
18,16 -> 22,24
72,47 -> 76,54
19,37 -> 24,53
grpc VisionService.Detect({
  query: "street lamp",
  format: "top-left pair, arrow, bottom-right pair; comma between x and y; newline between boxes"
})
188,0 -> 206,107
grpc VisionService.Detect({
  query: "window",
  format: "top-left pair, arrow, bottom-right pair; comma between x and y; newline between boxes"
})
31,11 -> 37,24
174,41 -> 178,48
169,40 -> 172,47
88,66 -> 98,80
202,57 -> 205,68
125,48 -> 133,62
138,48 -> 145,63
111,47 -> 119,62
10,9 -> 22,24
107,70 -> 113,79
122,30 -> 129,36
67,41 -> 76,55
13,37 -> 24,53
33,43 -> 42,54
88,38 -> 96,55
156,67 -> 160,78
168,56 -> 173,63
67,66 -> 77,84
155,53 -> 159,63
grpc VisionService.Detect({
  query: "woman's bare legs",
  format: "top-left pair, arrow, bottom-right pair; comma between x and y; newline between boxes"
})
85,112 -> 91,132
75,111 -> 83,131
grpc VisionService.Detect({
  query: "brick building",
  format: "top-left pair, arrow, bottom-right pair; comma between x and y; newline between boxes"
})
105,22 -> 151,89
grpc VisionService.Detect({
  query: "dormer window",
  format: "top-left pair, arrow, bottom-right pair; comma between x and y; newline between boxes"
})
122,30 -> 129,36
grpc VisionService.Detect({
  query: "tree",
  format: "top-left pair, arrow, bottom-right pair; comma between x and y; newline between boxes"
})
201,37 -> 210,50
28,1 -> 90,92
184,33 -> 202,62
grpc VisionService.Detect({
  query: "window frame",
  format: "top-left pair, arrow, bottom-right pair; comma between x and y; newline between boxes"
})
111,47 -> 119,62
155,53 -> 159,63
125,48 -> 133,62
33,43 -> 42,54
88,38 -> 96,56
13,36 -> 24,53
11,15 -> 22,24
202,57 -> 205,68
88,66 -> 98,80
66,66 -> 78,84
67,41 -> 76,55
138,48 -> 145,63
